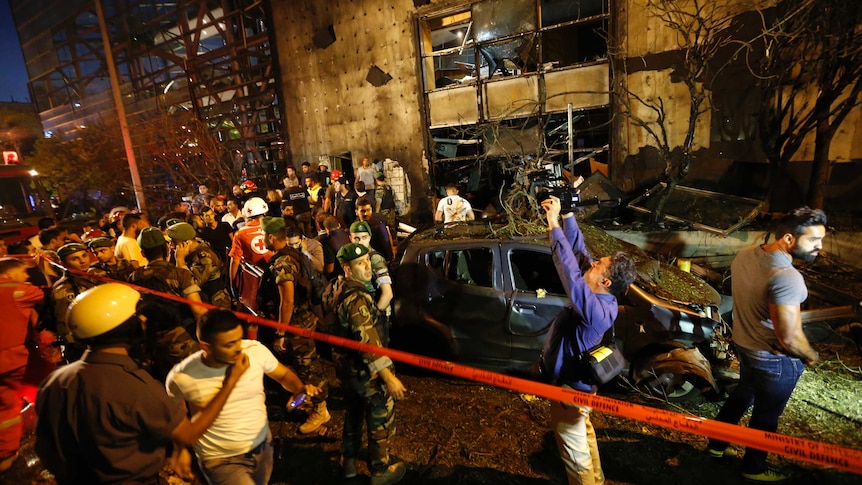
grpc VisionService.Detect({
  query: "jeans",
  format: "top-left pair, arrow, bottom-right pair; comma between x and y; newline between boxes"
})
550,400 -> 604,485
199,437 -> 273,485
708,346 -> 805,474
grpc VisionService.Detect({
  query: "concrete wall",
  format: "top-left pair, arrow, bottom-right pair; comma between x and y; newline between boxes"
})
270,0 -> 431,215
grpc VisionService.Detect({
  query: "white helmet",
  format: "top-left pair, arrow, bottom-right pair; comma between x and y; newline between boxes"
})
68,283 -> 141,339
243,197 -> 269,217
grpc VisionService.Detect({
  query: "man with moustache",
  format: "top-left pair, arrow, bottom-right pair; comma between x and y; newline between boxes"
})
166,310 -> 320,485
707,207 -> 826,483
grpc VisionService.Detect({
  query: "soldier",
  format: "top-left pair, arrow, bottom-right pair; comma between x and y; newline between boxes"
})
128,227 -> 203,380
87,237 -> 134,281
374,173 -> 398,233
348,221 -> 393,345
52,243 -> 100,362
168,222 -> 231,310
262,217 -> 331,435
334,242 -> 406,485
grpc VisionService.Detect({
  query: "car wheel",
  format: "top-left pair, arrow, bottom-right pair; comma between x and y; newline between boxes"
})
636,369 -> 702,402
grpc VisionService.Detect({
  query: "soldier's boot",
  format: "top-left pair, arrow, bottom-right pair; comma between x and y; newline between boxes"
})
341,456 -> 357,479
299,401 -> 331,434
370,462 -> 406,485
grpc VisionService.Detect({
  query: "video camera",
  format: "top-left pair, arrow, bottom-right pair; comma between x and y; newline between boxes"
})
536,187 -> 581,212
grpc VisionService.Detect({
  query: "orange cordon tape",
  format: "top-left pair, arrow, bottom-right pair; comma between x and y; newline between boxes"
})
50,260 -> 862,475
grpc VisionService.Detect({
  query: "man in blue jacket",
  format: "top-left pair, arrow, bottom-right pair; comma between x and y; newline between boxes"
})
540,195 -> 636,485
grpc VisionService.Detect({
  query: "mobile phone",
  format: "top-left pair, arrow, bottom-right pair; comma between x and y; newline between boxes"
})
287,392 -> 306,411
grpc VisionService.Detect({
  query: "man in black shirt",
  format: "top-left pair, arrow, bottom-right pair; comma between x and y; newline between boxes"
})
199,206 -> 234,259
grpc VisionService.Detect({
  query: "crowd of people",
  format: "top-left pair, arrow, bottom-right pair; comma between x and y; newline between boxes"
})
0,155 -> 827,485
0,159 -> 407,485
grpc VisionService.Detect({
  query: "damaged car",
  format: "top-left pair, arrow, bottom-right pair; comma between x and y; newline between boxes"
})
390,222 -> 737,401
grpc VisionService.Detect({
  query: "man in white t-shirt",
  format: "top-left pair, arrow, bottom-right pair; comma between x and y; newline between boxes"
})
166,310 -> 319,485
435,183 -> 475,224
114,213 -> 148,268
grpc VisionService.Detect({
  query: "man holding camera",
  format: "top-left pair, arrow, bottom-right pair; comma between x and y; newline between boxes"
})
539,195 -> 636,485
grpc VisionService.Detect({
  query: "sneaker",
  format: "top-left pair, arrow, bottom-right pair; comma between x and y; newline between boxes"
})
341,457 -> 357,479
299,402 -> 331,434
370,462 -> 406,485
741,467 -> 790,482
707,446 -> 738,458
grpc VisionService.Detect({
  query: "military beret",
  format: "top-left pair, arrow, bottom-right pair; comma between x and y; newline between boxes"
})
261,216 -> 286,234
57,243 -> 89,260
165,218 -> 183,227
137,227 -> 167,249
86,237 -> 114,249
349,221 -> 372,235
166,222 -> 197,242
336,242 -> 369,264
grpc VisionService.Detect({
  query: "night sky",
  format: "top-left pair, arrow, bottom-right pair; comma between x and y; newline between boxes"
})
0,0 -> 31,102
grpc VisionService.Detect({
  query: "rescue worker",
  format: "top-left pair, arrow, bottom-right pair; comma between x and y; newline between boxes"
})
262,217 -> 331,434
35,283 -> 247,484
128,227 -> 203,380
228,197 -> 273,324
334,243 -> 406,484
168,222 -> 231,310
52,243 -> 99,362
0,258 -> 45,472
87,237 -> 135,281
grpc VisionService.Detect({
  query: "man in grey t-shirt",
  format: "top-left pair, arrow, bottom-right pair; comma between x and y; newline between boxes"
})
707,207 -> 825,483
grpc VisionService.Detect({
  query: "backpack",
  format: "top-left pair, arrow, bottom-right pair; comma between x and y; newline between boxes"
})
131,269 -> 195,333
263,247 -> 327,310
379,184 -> 396,211
320,275 -> 367,334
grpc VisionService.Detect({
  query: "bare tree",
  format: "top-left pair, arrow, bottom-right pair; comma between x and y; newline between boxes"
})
134,108 -> 237,198
613,0 -> 737,220
751,0 -> 862,208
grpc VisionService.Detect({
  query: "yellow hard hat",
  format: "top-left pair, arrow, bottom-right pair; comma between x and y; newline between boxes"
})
68,283 -> 141,339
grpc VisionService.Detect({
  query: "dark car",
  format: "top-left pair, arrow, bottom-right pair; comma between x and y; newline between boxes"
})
390,222 -> 737,401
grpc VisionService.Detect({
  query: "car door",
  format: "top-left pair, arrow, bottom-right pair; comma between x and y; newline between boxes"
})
420,242 -> 512,368
502,243 -> 569,369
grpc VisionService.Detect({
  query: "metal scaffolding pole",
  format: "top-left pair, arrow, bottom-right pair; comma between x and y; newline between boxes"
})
95,0 -> 146,212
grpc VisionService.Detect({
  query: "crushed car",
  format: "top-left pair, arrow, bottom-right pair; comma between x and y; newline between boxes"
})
389,221 -> 738,401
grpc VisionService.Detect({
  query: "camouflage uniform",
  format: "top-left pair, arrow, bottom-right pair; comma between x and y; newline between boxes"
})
270,249 -> 327,400
51,273 -> 99,362
183,241 -> 231,309
128,260 -> 201,380
368,250 -> 392,346
333,281 -> 397,475
88,259 -> 135,282
374,182 -> 397,232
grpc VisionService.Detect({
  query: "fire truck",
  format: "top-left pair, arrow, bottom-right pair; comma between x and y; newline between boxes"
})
0,159 -> 54,243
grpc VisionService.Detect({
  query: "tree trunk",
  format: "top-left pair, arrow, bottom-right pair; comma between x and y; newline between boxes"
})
807,117 -> 834,209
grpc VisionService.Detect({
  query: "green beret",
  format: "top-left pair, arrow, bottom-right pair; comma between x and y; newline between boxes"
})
349,221 -> 372,234
336,242 -> 369,264
86,237 -> 114,249
165,218 -> 183,227
166,222 -> 196,242
137,227 -> 167,249
57,243 -> 89,260
261,216 -> 285,234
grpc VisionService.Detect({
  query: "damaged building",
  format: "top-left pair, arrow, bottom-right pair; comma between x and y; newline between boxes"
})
10,0 -> 862,216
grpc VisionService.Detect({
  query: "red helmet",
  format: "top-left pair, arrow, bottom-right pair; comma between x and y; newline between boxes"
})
83,229 -> 106,241
330,169 -> 342,182
240,180 -> 258,193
